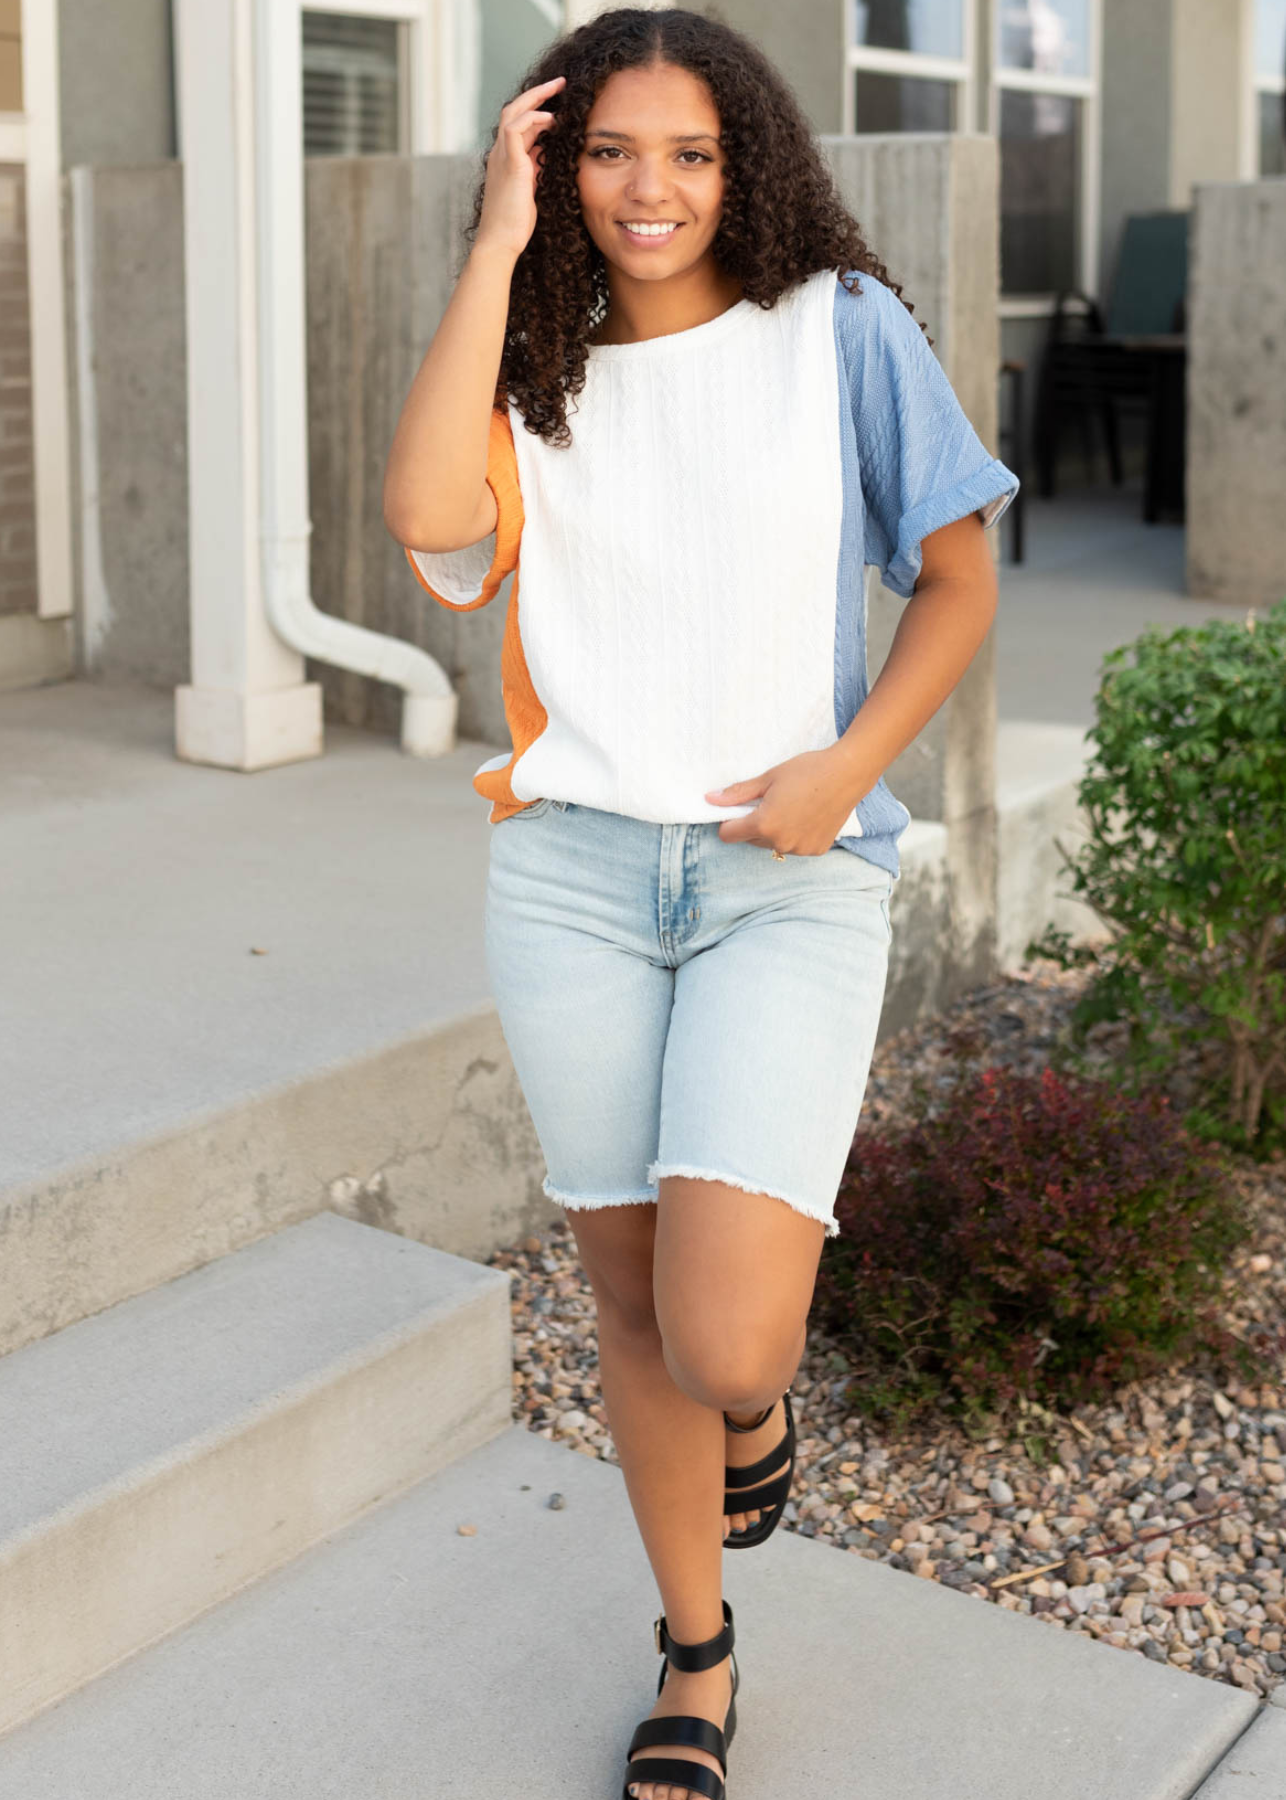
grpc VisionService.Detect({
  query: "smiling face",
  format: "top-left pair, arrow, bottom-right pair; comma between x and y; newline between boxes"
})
576,60 -> 728,283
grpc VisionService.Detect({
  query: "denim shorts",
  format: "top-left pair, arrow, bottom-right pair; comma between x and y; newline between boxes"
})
483,799 -> 893,1240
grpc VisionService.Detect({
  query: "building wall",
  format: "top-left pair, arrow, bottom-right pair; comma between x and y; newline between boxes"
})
1169,0 -> 1246,205
477,0 -> 564,150
693,0 -> 845,136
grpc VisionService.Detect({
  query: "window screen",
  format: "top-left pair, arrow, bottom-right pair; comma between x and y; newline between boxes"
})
302,12 -> 403,156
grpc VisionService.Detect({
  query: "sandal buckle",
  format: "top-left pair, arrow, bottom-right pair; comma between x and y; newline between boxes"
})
653,1614 -> 664,1655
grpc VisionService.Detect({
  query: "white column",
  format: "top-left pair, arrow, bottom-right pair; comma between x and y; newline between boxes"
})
172,0 -> 322,771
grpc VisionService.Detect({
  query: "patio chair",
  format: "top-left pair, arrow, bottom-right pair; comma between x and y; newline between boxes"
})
1032,210 -> 1189,518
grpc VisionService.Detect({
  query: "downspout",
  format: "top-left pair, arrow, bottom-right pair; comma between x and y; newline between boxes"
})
253,0 -> 456,758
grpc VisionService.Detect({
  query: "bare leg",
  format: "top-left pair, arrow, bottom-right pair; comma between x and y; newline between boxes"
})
562,1176 -> 826,1800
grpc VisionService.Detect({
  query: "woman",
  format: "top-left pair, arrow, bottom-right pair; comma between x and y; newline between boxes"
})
383,11 -> 1017,1798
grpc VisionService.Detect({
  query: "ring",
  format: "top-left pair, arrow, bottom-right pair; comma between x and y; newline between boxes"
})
771,848 -> 786,861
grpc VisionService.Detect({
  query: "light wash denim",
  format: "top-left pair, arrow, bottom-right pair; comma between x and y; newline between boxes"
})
484,799 -> 893,1240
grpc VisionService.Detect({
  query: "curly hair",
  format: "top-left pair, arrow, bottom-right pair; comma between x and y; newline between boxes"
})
463,5 -> 929,445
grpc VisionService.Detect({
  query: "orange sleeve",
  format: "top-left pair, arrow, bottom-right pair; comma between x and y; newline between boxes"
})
403,407 -> 524,612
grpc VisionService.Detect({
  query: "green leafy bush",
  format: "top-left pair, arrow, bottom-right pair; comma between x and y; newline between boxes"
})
1029,598 -> 1286,1155
814,1064 -> 1259,1430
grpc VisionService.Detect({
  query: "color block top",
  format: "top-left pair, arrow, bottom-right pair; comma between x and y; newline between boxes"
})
405,267 -> 1018,881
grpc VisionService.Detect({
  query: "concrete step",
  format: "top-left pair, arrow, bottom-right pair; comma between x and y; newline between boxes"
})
0,1423 -> 1264,1798
0,1211 -> 511,1737
1192,1701 -> 1286,1795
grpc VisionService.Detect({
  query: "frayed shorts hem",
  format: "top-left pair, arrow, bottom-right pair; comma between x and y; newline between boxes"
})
541,1173 -> 658,1209
645,1161 -> 840,1239
542,1166 -> 840,1237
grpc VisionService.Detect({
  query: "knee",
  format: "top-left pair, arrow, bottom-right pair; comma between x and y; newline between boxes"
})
585,1268 -> 660,1340
660,1325 -> 795,1415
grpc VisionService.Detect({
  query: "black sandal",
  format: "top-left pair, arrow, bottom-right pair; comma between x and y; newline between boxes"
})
722,1388 -> 796,1550
622,1599 -> 739,1799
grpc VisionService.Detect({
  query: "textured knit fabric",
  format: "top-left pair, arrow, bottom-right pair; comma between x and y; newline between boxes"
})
405,267 -> 1018,881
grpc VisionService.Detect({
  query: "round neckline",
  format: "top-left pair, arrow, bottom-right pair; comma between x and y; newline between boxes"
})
585,293 -> 758,361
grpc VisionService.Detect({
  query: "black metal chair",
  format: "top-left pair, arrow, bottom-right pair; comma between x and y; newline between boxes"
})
1032,211 -> 1188,520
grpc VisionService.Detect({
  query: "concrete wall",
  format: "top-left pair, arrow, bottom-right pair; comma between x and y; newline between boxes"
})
822,132 -> 1002,995
65,165 -> 189,686
59,0 -> 175,170
1186,178 -> 1286,606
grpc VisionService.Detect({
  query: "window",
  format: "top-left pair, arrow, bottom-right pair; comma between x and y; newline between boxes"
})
993,1 -> 1100,302
846,1 -> 974,135
1257,0 -> 1286,175
302,11 -> 405,155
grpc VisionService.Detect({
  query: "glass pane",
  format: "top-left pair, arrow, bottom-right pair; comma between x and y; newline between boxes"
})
1261,89 -> 1286,176
998,1 -> 1090,78
999,88 -> 1080,294
851,1 -> 963,59
302,13 -> 401,156
855,70 -> 955,133
1257,0 -> 1286,82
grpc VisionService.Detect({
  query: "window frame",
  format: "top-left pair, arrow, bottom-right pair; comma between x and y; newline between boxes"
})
300,0 -> 474,153
842,1 -> 979,138
1251,0 -> 1286,175
989,0 -> 1102,318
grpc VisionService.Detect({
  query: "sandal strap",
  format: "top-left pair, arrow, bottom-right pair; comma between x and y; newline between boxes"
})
724,1406 -> 795,1490
654,1598 -> 734,1671
722,1400 -> 774,1434
627,1714 -> 727,1764
724,1464 -> 793,1517
623,1755 -> 725,1799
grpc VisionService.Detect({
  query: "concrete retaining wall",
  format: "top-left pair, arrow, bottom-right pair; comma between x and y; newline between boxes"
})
1187,178 -> 1286,606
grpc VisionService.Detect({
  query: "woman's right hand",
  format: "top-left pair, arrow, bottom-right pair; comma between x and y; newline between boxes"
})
475,75 -> 566,261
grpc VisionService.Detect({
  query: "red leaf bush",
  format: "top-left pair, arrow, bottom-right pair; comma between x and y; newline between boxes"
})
813,1065 -> 1258,1427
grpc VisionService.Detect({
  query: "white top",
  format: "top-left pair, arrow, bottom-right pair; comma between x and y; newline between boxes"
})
406,267 -> 1019,879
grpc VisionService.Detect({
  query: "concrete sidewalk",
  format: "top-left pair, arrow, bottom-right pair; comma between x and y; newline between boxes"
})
0,1424 -> 1273,1799
994,483 -> 1249,727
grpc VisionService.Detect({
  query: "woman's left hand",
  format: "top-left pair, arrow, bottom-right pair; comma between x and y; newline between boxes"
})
704,747 -> 872,857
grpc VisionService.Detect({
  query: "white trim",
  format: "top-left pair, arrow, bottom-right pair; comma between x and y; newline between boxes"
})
998,294 -> 1058,318
301,0 -> 425,16
993,65 -> 1094,98
1082,0 -> 1101,300
293,0 -> 478,151
18,0 -> 75,622
843,1 -> 976,134
69,168 -> 112,664
1239,0 -> 1258,178
0,114 -> 27,157
846,46 -> 970,83
990,0 -> 1102,301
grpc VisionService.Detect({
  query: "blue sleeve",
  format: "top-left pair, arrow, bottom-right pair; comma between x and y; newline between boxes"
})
835,272 -> 1019,600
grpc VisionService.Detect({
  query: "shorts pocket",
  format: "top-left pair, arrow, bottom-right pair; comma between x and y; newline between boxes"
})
501,796 -> 555,820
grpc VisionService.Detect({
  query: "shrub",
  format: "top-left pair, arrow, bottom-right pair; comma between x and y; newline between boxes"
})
1028,597 -> 1286,1155
814,1064 -> 1259,1430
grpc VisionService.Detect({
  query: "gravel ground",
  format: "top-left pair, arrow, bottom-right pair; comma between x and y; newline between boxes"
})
486,962 -> 1286,1703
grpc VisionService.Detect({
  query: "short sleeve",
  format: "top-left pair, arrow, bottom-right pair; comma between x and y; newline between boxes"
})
403,406 -> 524,611
837,272 -> 1019,600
